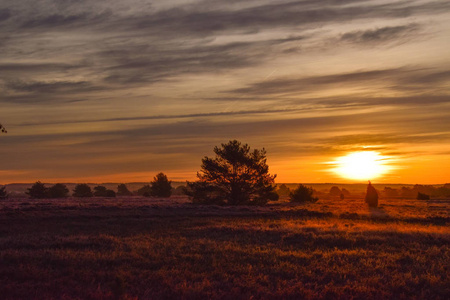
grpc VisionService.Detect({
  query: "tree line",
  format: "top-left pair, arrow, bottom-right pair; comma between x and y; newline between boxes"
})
6,140 -> 423,205
17,172 -> 173,199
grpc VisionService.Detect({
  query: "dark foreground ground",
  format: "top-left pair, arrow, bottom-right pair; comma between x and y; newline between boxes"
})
0,196 -> 449,299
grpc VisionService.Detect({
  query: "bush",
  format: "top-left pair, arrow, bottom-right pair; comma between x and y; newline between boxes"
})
27,181 -> 48,199
276,184 -> 291,196
137,185 -> 152,197
150,173 -> 172,197
186,140 -> 277,205
93,185 -> 108,197
48,183 -> 69,198
105,189 -> 116,197
0,186 -> 7,199
329,186 -> 341,197
289,184 -> 318,203
117,184 -> 132,196
73,184 -> 93,197
417,192 -> 430,200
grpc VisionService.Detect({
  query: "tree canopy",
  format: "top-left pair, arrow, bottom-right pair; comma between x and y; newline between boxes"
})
290,184 -> 318,203
48,183 -> 69,198
150,172 -> 172,197
27,181 -> 48,199
186,140 -> 278,205
117,184 -> 132,196
73,184 -> 93,197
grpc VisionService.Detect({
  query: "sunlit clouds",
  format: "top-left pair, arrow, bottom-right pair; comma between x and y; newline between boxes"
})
0,0 -> 449,183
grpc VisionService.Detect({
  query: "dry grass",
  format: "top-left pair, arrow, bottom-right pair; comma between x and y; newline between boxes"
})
0,196 -> 448,299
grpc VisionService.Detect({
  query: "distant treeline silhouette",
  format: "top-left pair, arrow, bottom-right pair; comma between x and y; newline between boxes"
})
1,140 -> 449,205
21,172 -> 174,199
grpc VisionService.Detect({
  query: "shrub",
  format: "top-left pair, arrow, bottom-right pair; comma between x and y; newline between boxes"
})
105,189 -> 116,197
93,185 -> 108,197
417,192 -> 430,200
73,184 -> 93,197
186,140 -> 277,205
150,173 -> 172,197
276,184 -> 291,196
289,184 -> 318,203
0,186 -> 7,199
329,186 -> 341,197
117,184 -> 132,196
137,185 -> 152,197
48,183 -> 69,198
27,181 -> 48,199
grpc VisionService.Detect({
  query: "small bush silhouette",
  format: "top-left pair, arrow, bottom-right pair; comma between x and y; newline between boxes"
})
0,123 -> 6,133
105,189 -> 116,197
73,184 -> 93,197
117,184 -> 132,196
276,184 -> 291,196
137,185 -> 152,197
93,185 -> 108,197
150,173 -> 172,197
27,181 -> 48,199
48,183 -> 69,198
329,186 -> 341,197
417,192 -> 430,200
290,184 -> 318,203
0,186 -> 7,199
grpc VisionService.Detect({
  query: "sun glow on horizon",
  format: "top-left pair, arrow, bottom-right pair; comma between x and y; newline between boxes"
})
331,151 -> 391,181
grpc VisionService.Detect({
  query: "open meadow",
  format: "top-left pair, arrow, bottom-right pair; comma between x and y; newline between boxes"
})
0,196 -> 449,299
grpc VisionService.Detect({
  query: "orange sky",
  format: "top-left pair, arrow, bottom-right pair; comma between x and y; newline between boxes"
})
1,0 -> 449,184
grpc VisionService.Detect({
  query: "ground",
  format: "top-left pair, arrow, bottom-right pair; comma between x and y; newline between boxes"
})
0,196 -> 448,299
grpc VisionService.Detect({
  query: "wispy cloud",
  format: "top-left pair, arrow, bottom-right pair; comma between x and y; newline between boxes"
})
0,0 -> 449,183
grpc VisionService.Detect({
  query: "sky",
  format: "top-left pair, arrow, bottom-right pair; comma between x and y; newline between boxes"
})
0,0 -> 449,184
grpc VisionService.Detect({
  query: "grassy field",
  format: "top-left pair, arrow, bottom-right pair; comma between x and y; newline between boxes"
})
0,196 -> 448,299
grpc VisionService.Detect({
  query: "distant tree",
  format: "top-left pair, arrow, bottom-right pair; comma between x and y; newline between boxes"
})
117,184 -> 132,196
150,173 -> 172,197
276,184 -> 291,196
93,185 -> 108,197
137,185 -> 152,197
0,186 -> 7,199
417,192 -> 430,200
383,187 -> 398,198
48,183 -> 69,198
27,181 -> 48,199
0,123 -> 6,134
105,189 -> 116,197
289,184 -> 318,203
329,186 -> 341,197
365,181 -> 378,207
185,140 -> 278,205
73,184 -> 93,197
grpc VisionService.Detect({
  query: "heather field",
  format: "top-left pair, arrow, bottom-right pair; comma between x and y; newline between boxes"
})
0,196 -> 449,300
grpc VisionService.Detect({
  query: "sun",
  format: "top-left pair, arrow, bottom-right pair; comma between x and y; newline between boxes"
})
331,151 -> 391,181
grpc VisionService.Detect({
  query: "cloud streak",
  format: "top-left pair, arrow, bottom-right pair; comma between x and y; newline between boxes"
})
0,0 -> 449,183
